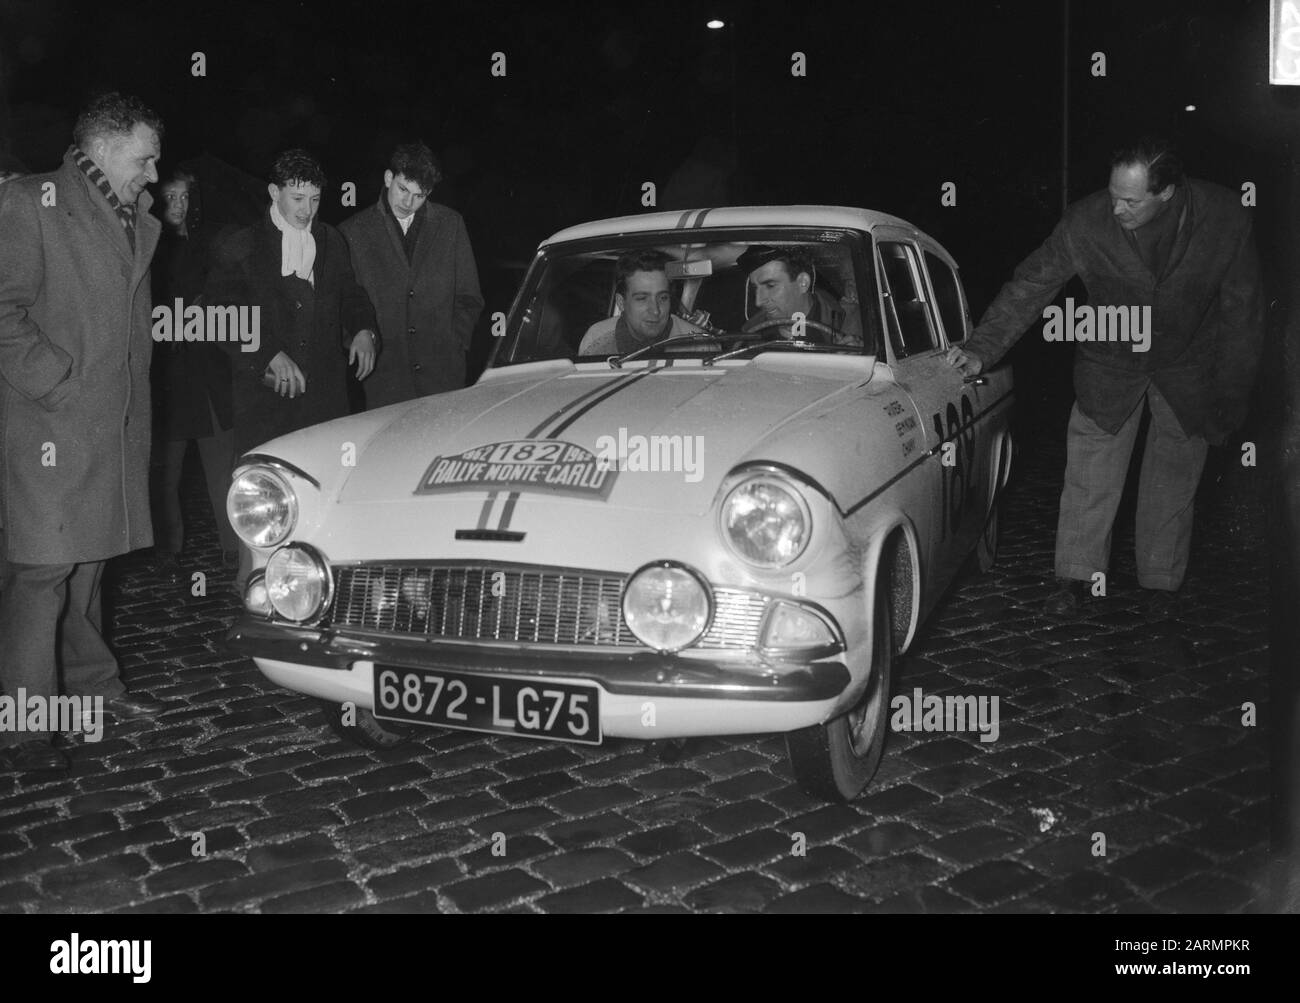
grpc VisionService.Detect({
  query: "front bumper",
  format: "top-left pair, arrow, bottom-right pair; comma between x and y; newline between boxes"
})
224,618 -> 853,739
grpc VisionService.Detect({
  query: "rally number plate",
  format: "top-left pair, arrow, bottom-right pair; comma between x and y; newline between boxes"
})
372,666 -> 602,745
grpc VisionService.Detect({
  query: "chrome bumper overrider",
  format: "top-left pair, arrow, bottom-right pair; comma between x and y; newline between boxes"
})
224,618 -> 850,702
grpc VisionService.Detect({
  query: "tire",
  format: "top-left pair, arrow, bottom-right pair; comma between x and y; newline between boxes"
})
974,499 -> 1000,572
318,699 -> 414,750
786,583 -> 893,801
974,436 -> 1010,573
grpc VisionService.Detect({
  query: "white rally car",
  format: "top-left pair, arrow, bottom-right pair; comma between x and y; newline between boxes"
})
224,206 -> 1013,801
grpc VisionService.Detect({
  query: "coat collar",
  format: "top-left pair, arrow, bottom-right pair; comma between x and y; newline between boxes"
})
373,194 -> 409,266
1159,183 -> 1195,278
364,197 -> 444,271
60,155 -> 132,263
57,156 -> 159,275
1104,182 -> 1195,280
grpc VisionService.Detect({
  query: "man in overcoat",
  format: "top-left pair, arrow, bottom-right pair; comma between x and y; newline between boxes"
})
339,143 -> 483,409
947,137 -> 1264,616
0,93 -> 167,771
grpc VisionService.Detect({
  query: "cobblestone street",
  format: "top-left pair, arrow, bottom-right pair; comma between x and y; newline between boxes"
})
0,401 -> 1273,914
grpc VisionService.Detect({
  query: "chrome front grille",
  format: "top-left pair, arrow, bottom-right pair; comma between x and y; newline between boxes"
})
701,588 -> 771,648
326,563 -> 771,650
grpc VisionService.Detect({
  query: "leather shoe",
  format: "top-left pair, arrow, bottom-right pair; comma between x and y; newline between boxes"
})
2,741 -> 70,773
102,692 -> 165,721
1043,579 -> 1090,615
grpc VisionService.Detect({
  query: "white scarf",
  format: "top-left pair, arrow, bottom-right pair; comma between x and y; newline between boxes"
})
269,201 -> 316,286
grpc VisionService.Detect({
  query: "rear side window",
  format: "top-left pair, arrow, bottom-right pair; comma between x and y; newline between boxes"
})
924,251 -> 967,344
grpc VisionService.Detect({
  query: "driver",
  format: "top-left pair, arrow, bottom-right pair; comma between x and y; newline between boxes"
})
738,245 -> 862,345
579,250 -> 703,355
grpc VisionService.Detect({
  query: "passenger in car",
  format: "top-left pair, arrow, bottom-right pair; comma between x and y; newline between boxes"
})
738,245 -> 863,345
578,250 -> 704,355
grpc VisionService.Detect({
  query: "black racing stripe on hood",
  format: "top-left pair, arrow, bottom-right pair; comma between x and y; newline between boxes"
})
546,365 -> 662,439
496,365 -> 664,530
472,371 -> 643,520
476,492 -> 497,529
525,370 -> 642,439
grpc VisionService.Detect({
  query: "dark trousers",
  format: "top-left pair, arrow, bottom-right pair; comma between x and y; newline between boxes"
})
0,560 -> 124,746
154,399 -> 238,555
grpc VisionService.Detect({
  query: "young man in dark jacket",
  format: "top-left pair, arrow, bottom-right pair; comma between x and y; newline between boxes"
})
205,148 -> 377,457
947,137 -> 1264,616
203,149 -> 377,592
339,143 -> 482,409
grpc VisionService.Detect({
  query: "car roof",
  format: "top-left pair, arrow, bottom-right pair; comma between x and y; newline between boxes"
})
540,205 -> 957,268
541,205 -> 918,242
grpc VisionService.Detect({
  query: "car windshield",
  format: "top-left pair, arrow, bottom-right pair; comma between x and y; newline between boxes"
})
493,228 -> 878,366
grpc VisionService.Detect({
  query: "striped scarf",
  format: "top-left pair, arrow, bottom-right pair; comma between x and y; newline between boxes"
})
68,144 -> 136,248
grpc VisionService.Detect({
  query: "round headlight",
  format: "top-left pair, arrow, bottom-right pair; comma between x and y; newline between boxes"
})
720,474 -> 811,568
265,544 -> 332,623
228,466 -> 298,549
622,562 -> 713,652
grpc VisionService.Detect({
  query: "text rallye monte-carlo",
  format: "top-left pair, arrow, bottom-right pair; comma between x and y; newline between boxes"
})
224,205 -> 1013,800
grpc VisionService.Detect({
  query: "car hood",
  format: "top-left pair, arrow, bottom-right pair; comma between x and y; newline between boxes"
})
321,358 -> 874,515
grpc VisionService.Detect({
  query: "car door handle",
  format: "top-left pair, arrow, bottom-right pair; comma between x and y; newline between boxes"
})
963,375 -> 987,386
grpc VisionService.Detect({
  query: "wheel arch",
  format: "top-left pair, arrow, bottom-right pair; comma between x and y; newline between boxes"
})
861,513 -> 922,656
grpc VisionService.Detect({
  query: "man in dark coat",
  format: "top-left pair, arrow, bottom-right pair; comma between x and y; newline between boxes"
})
339,143 -> 483,409
947,136 -> 1264,615
0,93 -> 168,772
204,148 -> 377,457
203,149 -> 376,592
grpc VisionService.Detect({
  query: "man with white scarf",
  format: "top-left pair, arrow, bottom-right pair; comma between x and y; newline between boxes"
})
206,148 -> 376,455
205,149 -> 377,590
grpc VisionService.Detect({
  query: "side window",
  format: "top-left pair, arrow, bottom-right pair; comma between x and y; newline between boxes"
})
924,251 -> 967,345
878,242 -> 937,358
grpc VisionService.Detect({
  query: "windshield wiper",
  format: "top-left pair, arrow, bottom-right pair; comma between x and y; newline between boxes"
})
704,335 -> 852,365
608,331 -> 721,368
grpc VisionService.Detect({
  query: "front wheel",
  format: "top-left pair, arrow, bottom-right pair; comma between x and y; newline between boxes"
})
786,584 -> 893,801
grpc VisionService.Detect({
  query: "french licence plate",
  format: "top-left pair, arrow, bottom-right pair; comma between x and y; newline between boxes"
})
372,665 -> 602,745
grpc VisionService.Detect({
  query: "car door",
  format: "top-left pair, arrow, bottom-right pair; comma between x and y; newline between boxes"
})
918,241 -> 1013,555
873,229 -> 988,592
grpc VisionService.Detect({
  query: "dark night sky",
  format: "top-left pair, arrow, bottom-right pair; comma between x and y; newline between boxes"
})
0,0 -> 1293,339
